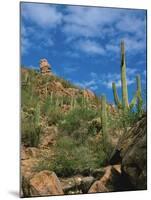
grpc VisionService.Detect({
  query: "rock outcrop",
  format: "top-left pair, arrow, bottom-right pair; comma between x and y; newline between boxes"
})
110,114 -> 147,190
39,58 -> 52,75
22,170 -> 64,197
83,89 -> 95,100
88,165 -> 121,193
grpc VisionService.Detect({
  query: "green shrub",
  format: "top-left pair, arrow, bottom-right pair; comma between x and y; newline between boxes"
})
34,136 -> 104,177
21,120 -> 41,147
47,107 -> 64,125
59,107 -> 97,135
108,109 -> 140,130
21,103 -> 42,147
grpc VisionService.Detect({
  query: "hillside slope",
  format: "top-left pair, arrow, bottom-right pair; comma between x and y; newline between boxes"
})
21,67 -> 145,197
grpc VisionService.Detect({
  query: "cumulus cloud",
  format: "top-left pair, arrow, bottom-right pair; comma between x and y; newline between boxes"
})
75,39 -> 105,55
21,24 -> 31,54
21,3 -> 146,57
63,66 -> 79,74
62,6 -> 146,56
21,3 -> 62,28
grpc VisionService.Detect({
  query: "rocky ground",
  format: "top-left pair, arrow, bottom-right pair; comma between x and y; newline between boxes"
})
21,114 -> 147,197
21,67 -> 147,197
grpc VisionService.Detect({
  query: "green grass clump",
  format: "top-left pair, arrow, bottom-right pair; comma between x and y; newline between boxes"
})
34,135 -> 108,177
21,118 -> 41,147
58,107 -> 102,144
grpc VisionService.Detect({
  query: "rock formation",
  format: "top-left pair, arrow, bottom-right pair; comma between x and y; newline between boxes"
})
83,89 -> 95,100
110,114 -> 147,190
39,58 -> 52,75
22,171 -> 64,197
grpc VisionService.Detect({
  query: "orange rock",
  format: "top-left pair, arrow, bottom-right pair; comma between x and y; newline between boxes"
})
88,165 -> 121,193
29,170 -> 64,196
83,89 -> 95,100
39,58 -> 52,75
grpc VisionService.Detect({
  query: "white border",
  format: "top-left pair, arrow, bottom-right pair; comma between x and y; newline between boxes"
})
0,0 -> 150,199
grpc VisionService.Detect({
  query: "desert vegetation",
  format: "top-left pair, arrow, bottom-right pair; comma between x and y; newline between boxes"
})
21,41 -> 146,197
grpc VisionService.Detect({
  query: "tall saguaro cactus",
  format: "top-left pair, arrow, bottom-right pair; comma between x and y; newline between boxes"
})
101,95 -> 111,157
120,41 -> 129,109
112,40 -> 142,110
34,103 -> 40,126
101,95 -> 108,145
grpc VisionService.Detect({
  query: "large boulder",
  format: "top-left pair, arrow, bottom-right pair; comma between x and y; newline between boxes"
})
22,170 -> 64,197
110,114 -> 147,190
88,165 -> 121,193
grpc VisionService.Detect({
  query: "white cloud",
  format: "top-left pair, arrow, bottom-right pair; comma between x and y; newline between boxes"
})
65,51 -> 79,58
116,15 -> 145,36
90,85 -> 98,91
62,6 -> 146,56
76,39 -> 105,55
63,66 -> 79,74
101,70 -> 136,89
105,44 -> 119,53
21,3 -> 62,28
21,24 -> 31,54
90,72 -> 98,79
74,79 -> 97,89
21,37 -> 31,55
63,6 -> 120,38
126,68 -> 138,75
42,38 -> 54,47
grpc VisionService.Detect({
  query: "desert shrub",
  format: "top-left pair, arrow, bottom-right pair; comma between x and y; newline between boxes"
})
59,107 -> 97,135
47,108 -> 64,125
34,136 -> 104,177
108,109 -> 141,130
21,103 -> 42,147
21,119 -> 41,147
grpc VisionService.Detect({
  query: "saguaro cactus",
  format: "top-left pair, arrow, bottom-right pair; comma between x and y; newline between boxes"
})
121,41 -> 129,108
101,95 -> 107,136
50,91 -> 53,104
112,82 -> 122,109
136,74 -> 143,114
112,40 -> 142,110
101,95 -> 112,159
34,103 -> 40,126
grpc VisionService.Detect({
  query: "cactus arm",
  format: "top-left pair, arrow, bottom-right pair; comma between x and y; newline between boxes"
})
136,74 -> 142,98
112,82 -> 122,109
121,41 -> 129,108
129,91 -> 138,109
136,74 -> 143,113
129,75 -> 143,110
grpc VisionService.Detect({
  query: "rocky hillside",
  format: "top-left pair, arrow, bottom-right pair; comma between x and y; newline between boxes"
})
21,64 -> 146,197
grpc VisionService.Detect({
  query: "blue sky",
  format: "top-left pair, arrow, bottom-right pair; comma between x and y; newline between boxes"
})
21,2 -> 147,103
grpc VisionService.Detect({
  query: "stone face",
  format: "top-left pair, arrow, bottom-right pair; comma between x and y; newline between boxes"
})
22,170 -> 64,197
39,58 -> 52,75
110,114 -> 147,190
